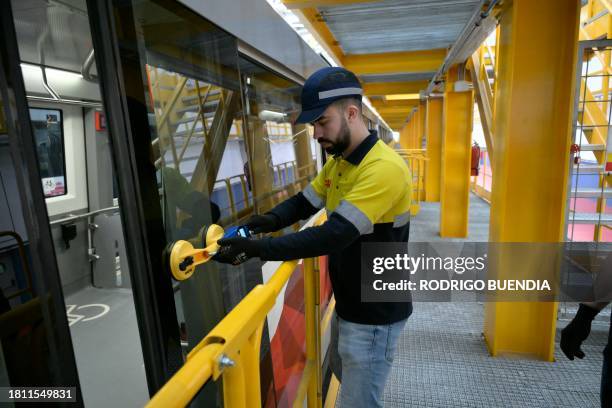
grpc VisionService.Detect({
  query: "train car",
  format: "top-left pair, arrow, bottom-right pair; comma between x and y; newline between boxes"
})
0,0 -> 392,406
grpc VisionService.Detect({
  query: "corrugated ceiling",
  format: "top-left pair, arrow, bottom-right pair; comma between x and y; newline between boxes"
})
320,0 -> 482,55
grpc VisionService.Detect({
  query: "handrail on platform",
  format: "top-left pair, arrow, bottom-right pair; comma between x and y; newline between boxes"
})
147,213 -> 326,408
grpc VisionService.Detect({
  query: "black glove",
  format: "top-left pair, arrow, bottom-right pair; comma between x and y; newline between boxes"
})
245,213 -> 279,234
214,237 -> 265,265
560,303 -> 599,360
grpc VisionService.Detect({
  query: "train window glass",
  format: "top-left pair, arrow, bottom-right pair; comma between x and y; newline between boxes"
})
29,108 -> 67,198
127,0 -> 249,361
239,56 -> 317,216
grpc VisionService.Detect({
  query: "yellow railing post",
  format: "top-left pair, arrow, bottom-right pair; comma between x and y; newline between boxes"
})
225,179 -> 236,217
302,257 -> 323,408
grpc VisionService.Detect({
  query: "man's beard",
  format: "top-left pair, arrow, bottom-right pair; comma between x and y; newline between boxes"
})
323,118 -> 351,155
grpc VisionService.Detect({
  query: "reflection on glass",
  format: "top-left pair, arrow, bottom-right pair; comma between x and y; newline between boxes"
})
125,3 -> 322,406
29,108 -> 66,197
239,57 -> 317,217
146,66 -> 242,239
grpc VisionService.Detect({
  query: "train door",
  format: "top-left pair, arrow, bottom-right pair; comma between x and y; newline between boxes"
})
85,0 -> 324,405
0,4 -> 83,406
86,1 -> 251,405
2,0 -> 185,406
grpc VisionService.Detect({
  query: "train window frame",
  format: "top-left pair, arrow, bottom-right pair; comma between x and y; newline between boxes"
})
29,107 -> 68,198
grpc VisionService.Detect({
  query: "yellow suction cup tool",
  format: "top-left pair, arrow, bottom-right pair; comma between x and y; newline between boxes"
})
168,224 -> 225,281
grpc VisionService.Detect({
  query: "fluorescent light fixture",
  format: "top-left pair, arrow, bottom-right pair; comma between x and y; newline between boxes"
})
20,63 -> 83,79
385,93 -> 420,101
46,66 -> 83,80
20,62 -> 42,73
258,109 -> 286,121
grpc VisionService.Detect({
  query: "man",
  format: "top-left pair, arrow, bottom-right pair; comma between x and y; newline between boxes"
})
214,67 -> 412,407
561,302 -> 612,407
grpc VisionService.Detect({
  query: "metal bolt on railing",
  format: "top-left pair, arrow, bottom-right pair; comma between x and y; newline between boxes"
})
218,354 -> 235,371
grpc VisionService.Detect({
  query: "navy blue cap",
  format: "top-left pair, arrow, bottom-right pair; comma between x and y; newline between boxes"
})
295,67 -> 363,124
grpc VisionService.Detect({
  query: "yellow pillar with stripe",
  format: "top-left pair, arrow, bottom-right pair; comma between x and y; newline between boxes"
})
439,65 -> 474,238
399,123 -> 410,150
425,97 -> 443,202
483,0 -> 580,361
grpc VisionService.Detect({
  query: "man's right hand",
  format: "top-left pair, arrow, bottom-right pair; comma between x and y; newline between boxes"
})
245,214 -> 279,234
560,303 -> 599,360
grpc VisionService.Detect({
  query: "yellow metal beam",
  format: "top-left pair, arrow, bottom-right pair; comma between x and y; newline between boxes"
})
283,0 -> 381,8
386,93 -> 420,100
293,8 -> 345,65
375,107 -> 416,116
344,49 -> 447,75
469,51 -> 495,165
484,0 -> 580,361
362,81 -> 430,96
439,65 -> 473,238
425,97 -> 443,202
388,123 -> 406,131
371,99 -> 420,108
371,100 -> 419,124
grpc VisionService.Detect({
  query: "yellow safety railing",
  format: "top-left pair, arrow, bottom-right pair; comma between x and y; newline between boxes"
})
147,214 -> 327,408
396,149 -> 427,215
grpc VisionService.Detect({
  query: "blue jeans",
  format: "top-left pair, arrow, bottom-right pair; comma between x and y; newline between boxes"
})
330,312 -> 407,408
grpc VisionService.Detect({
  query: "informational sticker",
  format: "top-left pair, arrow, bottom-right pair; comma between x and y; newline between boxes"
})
42,176 -> 65,197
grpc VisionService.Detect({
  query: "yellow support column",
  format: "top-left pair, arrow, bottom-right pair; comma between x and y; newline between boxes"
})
413,106 -> 419,150
439,66 -> 474,238
418,101 -> 427,201
399,123 -> 410,150
425,97 -> 443,202
483,0 -> 579,361
418,100 -> 427,150
407,118 -> 414,149
409,118 -> 416,149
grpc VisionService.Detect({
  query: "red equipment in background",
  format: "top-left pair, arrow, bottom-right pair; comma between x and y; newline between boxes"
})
471,143 -> 481,176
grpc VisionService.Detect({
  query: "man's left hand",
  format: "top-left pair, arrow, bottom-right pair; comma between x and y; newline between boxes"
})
214,237 -> 263,265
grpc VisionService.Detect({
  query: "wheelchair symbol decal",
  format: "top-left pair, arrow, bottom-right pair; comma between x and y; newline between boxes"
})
66,303 -> 110,326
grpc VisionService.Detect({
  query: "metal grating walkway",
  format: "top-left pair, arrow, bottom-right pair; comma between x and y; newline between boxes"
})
382,301 -> 606,407
337,194 -> 607,407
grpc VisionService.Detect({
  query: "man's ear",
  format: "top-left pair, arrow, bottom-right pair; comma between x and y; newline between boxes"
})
347,104 -> 359,122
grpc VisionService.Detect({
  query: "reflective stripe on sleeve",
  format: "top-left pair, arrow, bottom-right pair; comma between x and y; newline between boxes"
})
334,200 -> 373,235
303,184 -> 325,209
393,211 -> 410,228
